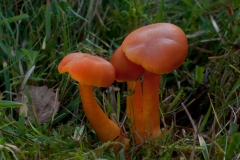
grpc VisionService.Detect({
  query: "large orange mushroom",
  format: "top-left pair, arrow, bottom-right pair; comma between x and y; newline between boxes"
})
110,46 -> 145,145
58,53 -> 129,148
122,23 -> 188,138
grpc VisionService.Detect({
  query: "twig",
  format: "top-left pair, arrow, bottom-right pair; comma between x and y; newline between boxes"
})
181,103 -> 198,160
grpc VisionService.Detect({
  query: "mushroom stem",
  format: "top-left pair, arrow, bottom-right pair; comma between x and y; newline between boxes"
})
142,70 -> 161,138
126,80 -> 144,144
79,83 -> 127,143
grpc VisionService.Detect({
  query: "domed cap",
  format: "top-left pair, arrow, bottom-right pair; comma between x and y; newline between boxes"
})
58,52 -> 115,87
122,23 -> 188,74
110,46 -> 144,82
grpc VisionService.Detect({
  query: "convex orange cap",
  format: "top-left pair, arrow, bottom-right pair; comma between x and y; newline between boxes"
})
122,23 -> 188,74
58,52 -> 115,87
110,46 -> 144,82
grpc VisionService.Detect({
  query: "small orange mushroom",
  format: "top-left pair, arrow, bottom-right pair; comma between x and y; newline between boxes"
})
110,46 -> 145,145
58,53 -> 129,148
122,23 -> 188,138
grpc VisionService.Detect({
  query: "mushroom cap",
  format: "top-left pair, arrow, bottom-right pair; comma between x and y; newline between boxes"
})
58,52 -> 115,87
58,53 -> 84,73
110,46 -> 144,82
122,23 -> 188,74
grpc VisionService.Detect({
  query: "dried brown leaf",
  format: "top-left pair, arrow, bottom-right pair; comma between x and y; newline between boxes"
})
15,85 -> 59,124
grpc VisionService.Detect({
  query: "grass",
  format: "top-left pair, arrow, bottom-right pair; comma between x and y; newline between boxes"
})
0,0 -> 240,159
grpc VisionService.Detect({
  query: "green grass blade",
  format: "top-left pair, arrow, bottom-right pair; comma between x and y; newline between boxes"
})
3,60 -> 10,101
62,14 -> 68,54
119,148 -> 126,160
67,6 -> 88,22
168,89 -> 183,112
0,100 -> 22,108
229,64 -> 240,74
0,34 -> 14,60
0,14 -> 29,25
225,78 -> 240,102
0,121 -> 15,129
198,135 -> 209,160
199,105 -> 211,133
53,97 -> 80,125
195,65 -> 204,84
229,122 -> 237,136
28,120 -> 62,153
157,0 -> 164,22
45,4 -> 52,39
226,133 -> 240,159
0,12 -> 15,44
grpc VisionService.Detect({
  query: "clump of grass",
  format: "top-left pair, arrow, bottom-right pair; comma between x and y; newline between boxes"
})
0,0 -> 239,159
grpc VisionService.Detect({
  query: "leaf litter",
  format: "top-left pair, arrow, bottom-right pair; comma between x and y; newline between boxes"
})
14,85 -> 59,124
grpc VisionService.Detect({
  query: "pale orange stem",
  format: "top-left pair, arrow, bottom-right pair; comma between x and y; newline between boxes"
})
142,70 -> 161,138
79,84 -> 127,143
126,80 -> 144,144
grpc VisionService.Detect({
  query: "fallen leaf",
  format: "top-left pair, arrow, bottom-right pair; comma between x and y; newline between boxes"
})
15,85 -> 59,124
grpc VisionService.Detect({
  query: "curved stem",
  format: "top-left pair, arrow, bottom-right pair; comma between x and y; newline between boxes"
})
142,70 -> 161,138
79,84 -> 126,143
126,80 -> 144,144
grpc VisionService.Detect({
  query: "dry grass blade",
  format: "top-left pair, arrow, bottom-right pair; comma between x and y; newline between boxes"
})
181,102 -> 198,160
210,15 -> 225,44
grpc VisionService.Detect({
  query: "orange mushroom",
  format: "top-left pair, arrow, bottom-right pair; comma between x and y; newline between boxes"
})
58,53 -> 129,148
110,46 -> 145,145
122,23 -> 188,138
